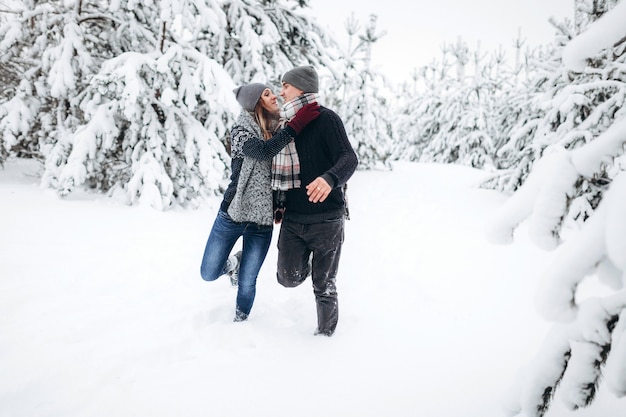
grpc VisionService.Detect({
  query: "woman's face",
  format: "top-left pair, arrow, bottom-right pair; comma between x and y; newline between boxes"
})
260,88 -> 279,114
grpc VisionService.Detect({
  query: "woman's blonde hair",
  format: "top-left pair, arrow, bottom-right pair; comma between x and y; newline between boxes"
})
254,101 -> 279,140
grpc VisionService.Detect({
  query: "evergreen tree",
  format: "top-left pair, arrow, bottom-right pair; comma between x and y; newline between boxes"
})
0,0 -> 164,163
419,40 -> 496,168
489,1 -> 626,415
194,0 -> 338,86
0,0 -> 96,163
392,56 -> 451,162
0,0 -> 243,208
328,14 -> 392,170
486,42 -> 552,191
0,0 -> 374,208
0,0 -> 21,101
40,0 -> 238,209
488,0 -> 625,195
486,26 -> 573,193
42,45 -> 238,209
395,39 -> 520,169
492,0 -> 625,227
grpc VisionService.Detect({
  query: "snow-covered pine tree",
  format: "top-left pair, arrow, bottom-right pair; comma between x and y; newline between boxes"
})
2,0 -> 349,208
0,0 -> 98,164
193,0 -> 338,86
485,24 -> 574,194
391,54 -> 452,162
41,0 -> 239,209
492,0 -> 626,230
488,33 -> 544,168
430,40 -> 499,168
488,1 -> 626,415
0,0 -> 21,101
327,14 -> 393,170
0,0 -> 32,164
0,0 -> 169,164
485,48 -> 547,191
401,39 -> 508,169
488,0 -> 625,197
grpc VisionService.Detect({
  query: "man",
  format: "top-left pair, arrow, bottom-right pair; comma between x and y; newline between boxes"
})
273,65 -> 358,337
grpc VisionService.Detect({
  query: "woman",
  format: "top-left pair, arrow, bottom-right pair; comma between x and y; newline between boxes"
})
200,82 -> 319,322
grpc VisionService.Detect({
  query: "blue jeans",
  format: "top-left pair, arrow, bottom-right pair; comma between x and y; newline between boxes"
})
200,210 -> 273,316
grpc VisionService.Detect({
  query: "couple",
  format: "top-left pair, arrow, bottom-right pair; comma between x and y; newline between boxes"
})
200,66 -> 358,337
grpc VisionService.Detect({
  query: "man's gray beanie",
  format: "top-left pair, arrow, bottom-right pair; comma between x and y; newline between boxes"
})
282,66 -> 319,93
233,83 -> 268,112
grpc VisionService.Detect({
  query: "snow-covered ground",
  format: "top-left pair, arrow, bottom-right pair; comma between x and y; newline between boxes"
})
1,159 -> 623,417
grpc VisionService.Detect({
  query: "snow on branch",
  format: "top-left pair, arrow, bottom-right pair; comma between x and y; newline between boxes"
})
507,297 -> 623,416
0,81 -> 39,156
42,45 -> 237,209
496,140 -> 626,416
534,169 -> 626,319
562,1 -> 626,72
493,3 -> 626,414
570,116 -> 626,177
486,145 -> 578,249
605,310 -> 626,396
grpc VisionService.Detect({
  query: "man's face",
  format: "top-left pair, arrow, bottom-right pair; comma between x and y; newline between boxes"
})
280,82 -> 304,103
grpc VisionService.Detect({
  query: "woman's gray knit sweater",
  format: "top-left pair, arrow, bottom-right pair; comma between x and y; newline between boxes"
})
220,110 -> 295,222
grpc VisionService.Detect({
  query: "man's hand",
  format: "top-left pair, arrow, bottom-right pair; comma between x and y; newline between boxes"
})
306,177 -> 331,203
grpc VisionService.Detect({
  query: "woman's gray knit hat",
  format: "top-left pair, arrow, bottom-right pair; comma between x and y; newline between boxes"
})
282,66 -> 319,93
233,83 -> 268,111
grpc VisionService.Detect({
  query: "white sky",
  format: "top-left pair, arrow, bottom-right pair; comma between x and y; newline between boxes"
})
310,0 -> 574,82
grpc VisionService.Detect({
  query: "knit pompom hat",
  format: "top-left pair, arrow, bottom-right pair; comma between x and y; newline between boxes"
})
233,83 -> 269,111
281,66 -> 319,93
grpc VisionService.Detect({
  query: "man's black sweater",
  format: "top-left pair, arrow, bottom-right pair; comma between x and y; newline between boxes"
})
284,106 -> 358,224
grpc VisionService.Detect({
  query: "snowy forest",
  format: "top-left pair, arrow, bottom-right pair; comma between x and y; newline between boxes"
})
1,0 -> 626,416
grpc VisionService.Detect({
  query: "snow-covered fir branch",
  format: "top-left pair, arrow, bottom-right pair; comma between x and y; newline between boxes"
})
490,2 -> 626,415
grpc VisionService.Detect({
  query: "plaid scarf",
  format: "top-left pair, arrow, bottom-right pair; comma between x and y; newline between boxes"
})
271,93 -> 320,191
